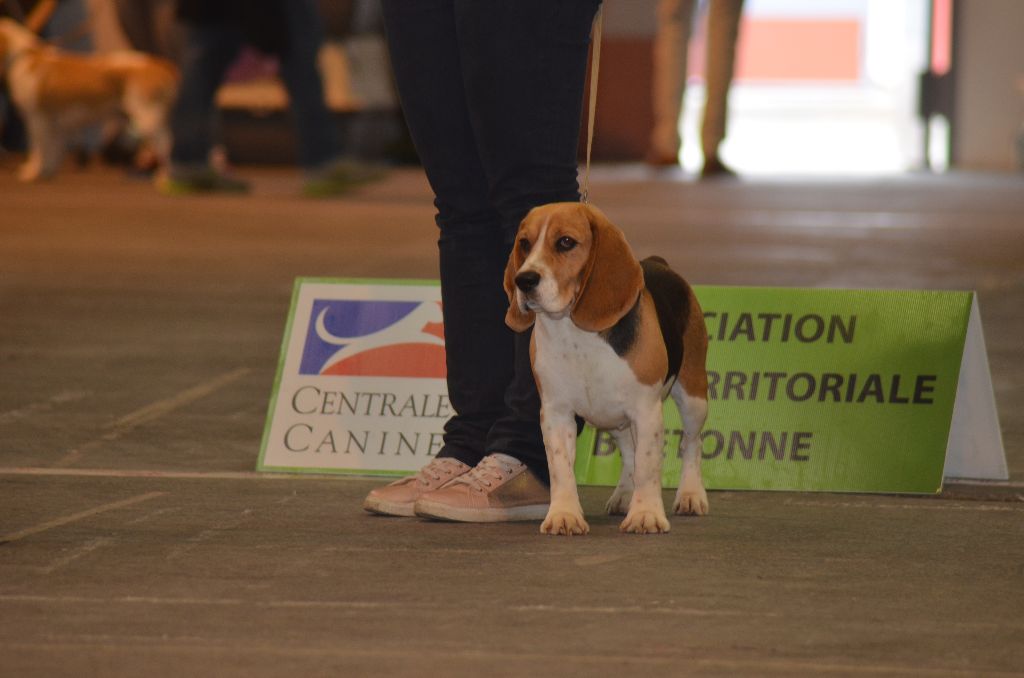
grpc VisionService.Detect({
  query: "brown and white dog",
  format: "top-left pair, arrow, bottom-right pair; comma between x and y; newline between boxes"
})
0,18 -> 178,181
504,202 -> 710,535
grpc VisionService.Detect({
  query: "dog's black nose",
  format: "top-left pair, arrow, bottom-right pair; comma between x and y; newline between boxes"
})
515,271 -> 541,292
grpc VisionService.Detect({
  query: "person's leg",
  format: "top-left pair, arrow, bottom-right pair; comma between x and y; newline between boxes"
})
650,0 -> 696,164
277,0 -> 338,170
158,22 -> 249,193
152,0 -> 183,62
700,0 -> 744,170
453,0 -> 601,483
114,0 -> 157,53
168,22 -> 242,168
380,0 -> 512,472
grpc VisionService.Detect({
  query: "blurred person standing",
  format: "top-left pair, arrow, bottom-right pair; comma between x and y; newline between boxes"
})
648,0 -> 744,178
159,0 -> 380,196
112,0 -> 180,61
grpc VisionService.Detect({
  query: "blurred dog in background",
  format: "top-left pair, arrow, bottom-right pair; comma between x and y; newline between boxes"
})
0,17 -> 177,181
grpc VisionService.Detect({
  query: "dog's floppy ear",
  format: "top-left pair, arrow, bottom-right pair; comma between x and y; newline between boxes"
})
571,204 -> 644,332
503,228 -> 535,332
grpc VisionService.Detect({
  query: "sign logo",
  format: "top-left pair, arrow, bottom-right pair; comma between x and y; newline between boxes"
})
260,280 -> 450,475
299,299 -> 446,378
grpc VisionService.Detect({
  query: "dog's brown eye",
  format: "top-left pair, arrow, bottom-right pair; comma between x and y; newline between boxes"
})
518,238 -> 531,253
556,236 -> 577,253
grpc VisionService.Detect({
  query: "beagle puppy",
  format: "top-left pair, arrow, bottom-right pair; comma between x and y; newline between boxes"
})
504,202 -> 709,535
0,18 -> 178,181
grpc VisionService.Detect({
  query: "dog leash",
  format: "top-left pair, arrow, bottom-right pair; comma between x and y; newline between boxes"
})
581,4 -> 603,205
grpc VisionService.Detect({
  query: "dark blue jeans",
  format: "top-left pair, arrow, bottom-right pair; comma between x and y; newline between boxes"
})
169,0 -> 337,169
381,0 -> 601,482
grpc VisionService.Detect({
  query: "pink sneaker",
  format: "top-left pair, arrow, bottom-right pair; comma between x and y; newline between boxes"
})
413,453 -> 549,523
363,457 -> 471,517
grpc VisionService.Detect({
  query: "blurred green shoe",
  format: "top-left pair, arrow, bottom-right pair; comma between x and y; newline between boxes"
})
156,167 -> 251,196
302,158 -> 386,198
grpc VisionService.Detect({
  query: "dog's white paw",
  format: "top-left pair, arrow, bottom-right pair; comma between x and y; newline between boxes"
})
619,509 -> 670,534
673,488 -> 709,516
605,489 -> 633,515
540,510 -> 590,536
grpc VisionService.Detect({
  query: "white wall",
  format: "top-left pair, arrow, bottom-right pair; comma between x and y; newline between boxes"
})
953,0 -> 1024,170
602,0 -> 1024,172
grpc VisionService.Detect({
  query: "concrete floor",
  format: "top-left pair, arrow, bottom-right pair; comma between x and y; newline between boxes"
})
1,164 -> 1022,676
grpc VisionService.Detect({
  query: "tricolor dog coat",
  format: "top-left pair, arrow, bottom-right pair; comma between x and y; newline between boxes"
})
504,202 -> 710,535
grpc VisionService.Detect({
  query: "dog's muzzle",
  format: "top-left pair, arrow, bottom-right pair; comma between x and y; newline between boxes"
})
514,270 -> 541,293
514,271 -> 542,311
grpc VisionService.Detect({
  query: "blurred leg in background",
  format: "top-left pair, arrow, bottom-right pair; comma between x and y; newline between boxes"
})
649,0 -> 744,177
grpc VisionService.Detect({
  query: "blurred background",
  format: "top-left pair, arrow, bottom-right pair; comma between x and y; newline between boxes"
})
3,0 -> 1023,177
594,0 -> 1021,174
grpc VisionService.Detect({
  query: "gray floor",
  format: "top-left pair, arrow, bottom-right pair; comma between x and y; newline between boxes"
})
1,165 -> 1022,677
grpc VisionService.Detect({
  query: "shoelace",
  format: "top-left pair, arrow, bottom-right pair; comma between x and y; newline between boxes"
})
451,455 -> 521,492
415,458 -> 465,487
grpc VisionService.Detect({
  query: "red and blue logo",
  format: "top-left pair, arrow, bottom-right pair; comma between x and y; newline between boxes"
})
299,299 -> 446,378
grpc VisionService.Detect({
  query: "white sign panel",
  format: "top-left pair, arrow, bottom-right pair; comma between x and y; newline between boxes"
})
258,279 -> 448,476
943,295 -> 1009,481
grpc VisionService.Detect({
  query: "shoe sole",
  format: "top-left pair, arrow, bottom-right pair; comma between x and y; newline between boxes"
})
362,496 -> 416,517
156,178 -> 251,196
413,499 -> 549,523
302,174 -> 384,198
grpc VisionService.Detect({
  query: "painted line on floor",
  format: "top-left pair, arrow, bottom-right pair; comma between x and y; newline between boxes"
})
54,368 -> 251,467
0,467 -> 343,481
1,467 -> 1019,511
0,636 -> 1022,676
5,594 -> 1023,632
39,537 -> 116,575
0,390 -> 92,425
0,593 -> 776,618
782,498 -> 1024,512
0,492 -> 167,544
109,368 -> 252,430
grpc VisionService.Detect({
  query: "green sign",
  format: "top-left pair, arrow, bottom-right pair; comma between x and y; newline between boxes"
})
573,287 -> 974,494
